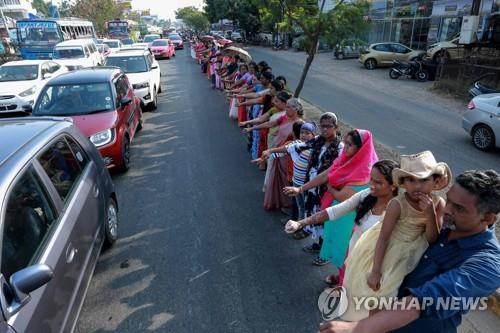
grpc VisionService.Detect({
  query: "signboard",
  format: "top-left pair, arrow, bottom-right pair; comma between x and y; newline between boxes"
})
109,22 -> 128,27
17,21 -> 57,29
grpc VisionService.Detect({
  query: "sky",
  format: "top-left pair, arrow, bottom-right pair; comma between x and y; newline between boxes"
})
132,0 -> 205,20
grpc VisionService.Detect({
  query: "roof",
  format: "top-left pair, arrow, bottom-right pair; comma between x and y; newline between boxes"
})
47,67 -> 121,85
0,118 -> 70,166
55,39 -> 94,47
1,60 -> 47,67
108,50 -> 147,57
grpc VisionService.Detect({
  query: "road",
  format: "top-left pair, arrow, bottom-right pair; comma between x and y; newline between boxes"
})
75,48 -> 330,332
247,47 -> 500,174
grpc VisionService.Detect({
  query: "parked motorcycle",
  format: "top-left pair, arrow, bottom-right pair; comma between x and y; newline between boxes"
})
273,40 -> 286,51
389,59 -> 429,82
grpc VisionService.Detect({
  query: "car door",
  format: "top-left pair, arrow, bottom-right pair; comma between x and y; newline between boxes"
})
147,53 -> 160,93
391,44 -> 411,61
373,43 -> 393,64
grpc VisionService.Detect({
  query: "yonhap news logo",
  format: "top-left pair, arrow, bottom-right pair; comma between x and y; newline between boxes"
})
317,286 -> 348,321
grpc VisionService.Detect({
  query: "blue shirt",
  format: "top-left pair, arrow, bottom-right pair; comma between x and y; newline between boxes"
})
391,227 -> 500,333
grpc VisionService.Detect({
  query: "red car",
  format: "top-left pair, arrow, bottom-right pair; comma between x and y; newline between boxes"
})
32,67 -> 143,171
151,39 -> 176,59
167,34 -> 184,50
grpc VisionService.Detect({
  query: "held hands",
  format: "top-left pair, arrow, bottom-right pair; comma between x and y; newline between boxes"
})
367,271 -> 381,291
283,186 -> 300,197
261,150 -> 271,159
319,321 -> 359,333
242,127 -> 252,133
284,220 -> 303,233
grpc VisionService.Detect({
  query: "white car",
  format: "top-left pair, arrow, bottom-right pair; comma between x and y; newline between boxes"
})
0,60 -> 68,114
102,39 -> 123,53
462,93 -> 500,151
53,39 -> 102,70
105,49 -> 161,110
143,34 -> 161,47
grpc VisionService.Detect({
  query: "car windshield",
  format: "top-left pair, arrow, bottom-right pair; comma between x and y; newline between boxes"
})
34,83 -> 114,116
122,38 -> 134,45
53,47 -> 84,59
169,35 -> 181,40
106,56 -> 147,73
152,40 -> 167,46
144,35 -> 160,42
104,41 -> 120,48
16,21 -> 62,46
0,65 -> 38,82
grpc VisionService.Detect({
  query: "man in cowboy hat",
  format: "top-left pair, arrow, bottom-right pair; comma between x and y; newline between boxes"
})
320,169 -> 500,333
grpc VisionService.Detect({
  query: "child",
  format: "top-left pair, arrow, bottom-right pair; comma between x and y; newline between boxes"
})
341,151 -> 451,321
257,122 -> 316,219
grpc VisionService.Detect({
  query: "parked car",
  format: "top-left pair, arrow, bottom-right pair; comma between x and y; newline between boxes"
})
168,34 -> 184,49
31,67 -> 143,171
52,39 -> 102,70
143,34 -> 161,47
105,49 -> 161,111
426,35 -> 462,62
468,73 -> 500,97
150,39 -> 175,59
231,32 -> 244,43
334,39 -> 368,60
359,42 -> 426,70
462,93 -> 500,151
0,116 -> 118,332
0,60 -> 67,115
102,39 -> 123,53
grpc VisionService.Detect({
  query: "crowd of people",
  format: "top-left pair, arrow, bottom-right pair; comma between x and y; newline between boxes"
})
190,37 -> 500,333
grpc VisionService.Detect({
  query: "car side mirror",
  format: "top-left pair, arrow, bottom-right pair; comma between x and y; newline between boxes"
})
0,264 -> 53,321
120,96 -> 132,107
22,104 -> 33,114
151,65 -> 158,69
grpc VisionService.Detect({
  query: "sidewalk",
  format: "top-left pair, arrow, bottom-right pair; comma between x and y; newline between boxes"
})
300,98 -> 500,333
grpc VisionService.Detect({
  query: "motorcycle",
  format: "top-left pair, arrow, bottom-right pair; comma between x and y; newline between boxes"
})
389,59 -> 429,82
273,40 -> 286,51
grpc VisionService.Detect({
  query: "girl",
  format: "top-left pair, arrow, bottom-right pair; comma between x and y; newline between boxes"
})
341,150 -> 451,321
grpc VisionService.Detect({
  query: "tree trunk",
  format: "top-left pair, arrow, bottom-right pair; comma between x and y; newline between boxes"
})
294,35 -> 319,98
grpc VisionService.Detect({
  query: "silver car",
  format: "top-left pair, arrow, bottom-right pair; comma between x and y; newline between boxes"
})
0,117 -> 118,332
462,93 -> 500,151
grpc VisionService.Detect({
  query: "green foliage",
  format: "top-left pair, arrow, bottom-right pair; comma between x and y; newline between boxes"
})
175,7 -> 210,33
32,0 -> 50,17
67,0 -> 123,36
204,0 -> 261,35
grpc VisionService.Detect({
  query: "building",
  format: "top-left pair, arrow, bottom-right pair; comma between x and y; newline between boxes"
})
0,0 -> 33,20
365,0 -> 499,49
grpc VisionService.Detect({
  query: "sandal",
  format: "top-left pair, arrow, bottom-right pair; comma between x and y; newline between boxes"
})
324,274 -> 339,286
313,257 -> 330,266
302,243 -> 321,254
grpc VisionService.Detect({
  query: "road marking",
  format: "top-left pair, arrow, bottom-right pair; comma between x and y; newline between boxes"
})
222,254 -> 243,264
396,145 -> 406,149
189,269 -> 210,283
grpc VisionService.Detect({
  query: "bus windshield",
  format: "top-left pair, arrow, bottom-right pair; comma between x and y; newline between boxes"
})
108,22 -> 128,34
17,21 -> 62,45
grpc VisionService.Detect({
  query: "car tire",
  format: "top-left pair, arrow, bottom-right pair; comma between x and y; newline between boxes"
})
137,111 -> 143,132
389,68 -> 400,79
416,70 -> 429,82
158,85 -> 162,93
119,136 -> 130,172
149,88 -> 158,110
337,52 -> 344,60
364,58 -> 377,70
103,198 -> 118,248
471,124 -> 496,151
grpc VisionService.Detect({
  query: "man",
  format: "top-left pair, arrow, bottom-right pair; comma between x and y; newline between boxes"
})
320,170 -> 500,333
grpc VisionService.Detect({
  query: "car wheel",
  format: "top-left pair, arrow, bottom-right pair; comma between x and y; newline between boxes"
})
158,85 -> 162,93
119,136 -> 130,172
137,111 -> 143,132
149,88 -> 158,110
103,198 -> 118,248
364,58 -> 377,70
471,124 -> 496,151
337,52 -> 344,60
416,70 -> 429,82
389,68 -> 400,79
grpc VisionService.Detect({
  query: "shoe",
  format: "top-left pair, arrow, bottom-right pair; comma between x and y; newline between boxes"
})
292,229 -> 310,240
302,243 -> 321,254
313,257 -> 330,266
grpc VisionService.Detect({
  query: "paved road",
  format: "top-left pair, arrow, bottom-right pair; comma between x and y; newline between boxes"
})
75,49 -> 330,332
247,47 -> 500,174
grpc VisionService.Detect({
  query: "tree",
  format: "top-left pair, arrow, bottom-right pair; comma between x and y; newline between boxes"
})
32,0 -> 50,17
68,0 -> 124,36
203,0 -> 261,37
253,0 -> 369,97
175,7 -> 210,33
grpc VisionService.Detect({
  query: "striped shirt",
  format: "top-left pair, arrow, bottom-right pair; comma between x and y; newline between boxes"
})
286,140 -> 313,187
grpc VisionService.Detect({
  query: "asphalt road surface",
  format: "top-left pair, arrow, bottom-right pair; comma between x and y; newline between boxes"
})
75,48 -> 331,332
247,47 -> 500,174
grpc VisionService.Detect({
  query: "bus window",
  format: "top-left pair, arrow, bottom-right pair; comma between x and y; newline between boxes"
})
17,21 -> 62,45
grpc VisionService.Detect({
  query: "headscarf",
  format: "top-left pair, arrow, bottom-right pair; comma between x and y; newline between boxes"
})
328,129 -> 378,189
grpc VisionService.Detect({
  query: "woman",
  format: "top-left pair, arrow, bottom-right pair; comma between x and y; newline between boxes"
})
283,113 -> 343,245
284,159 -> 399,284
227,64 -> 251,120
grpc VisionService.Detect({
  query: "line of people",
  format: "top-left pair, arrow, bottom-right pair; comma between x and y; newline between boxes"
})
190,39 -> 500,333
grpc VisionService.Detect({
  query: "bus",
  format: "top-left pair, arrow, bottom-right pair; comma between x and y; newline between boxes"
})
107,19 -> 129,40
16,18 -> 96,60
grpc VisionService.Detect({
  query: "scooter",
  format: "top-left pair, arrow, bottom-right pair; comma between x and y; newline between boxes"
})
389,59 -> 429,82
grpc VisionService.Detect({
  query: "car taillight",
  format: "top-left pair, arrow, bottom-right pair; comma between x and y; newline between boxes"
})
467,100 -> 475,109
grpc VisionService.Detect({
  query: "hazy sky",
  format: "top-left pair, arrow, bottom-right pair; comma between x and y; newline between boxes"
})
132,0 -> 205,20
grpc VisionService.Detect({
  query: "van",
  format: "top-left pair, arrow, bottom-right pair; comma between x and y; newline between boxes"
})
52,39 -> 102,71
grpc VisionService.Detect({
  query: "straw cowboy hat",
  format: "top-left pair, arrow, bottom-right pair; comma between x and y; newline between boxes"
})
393,151 -> 452,190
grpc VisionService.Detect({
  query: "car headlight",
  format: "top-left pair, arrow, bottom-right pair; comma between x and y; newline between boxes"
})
90,129 -> 114,147
19,86 -> 37,97
133,81 -> 149,89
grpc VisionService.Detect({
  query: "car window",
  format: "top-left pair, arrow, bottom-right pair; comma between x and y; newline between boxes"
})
41,63 -> 50,77
373,44 -> 391,52
89,42 -> 97,53
391,44 -> 410,53
65,136 -> 89,169
1,166 -> 57,279
38,139 -> 82,201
